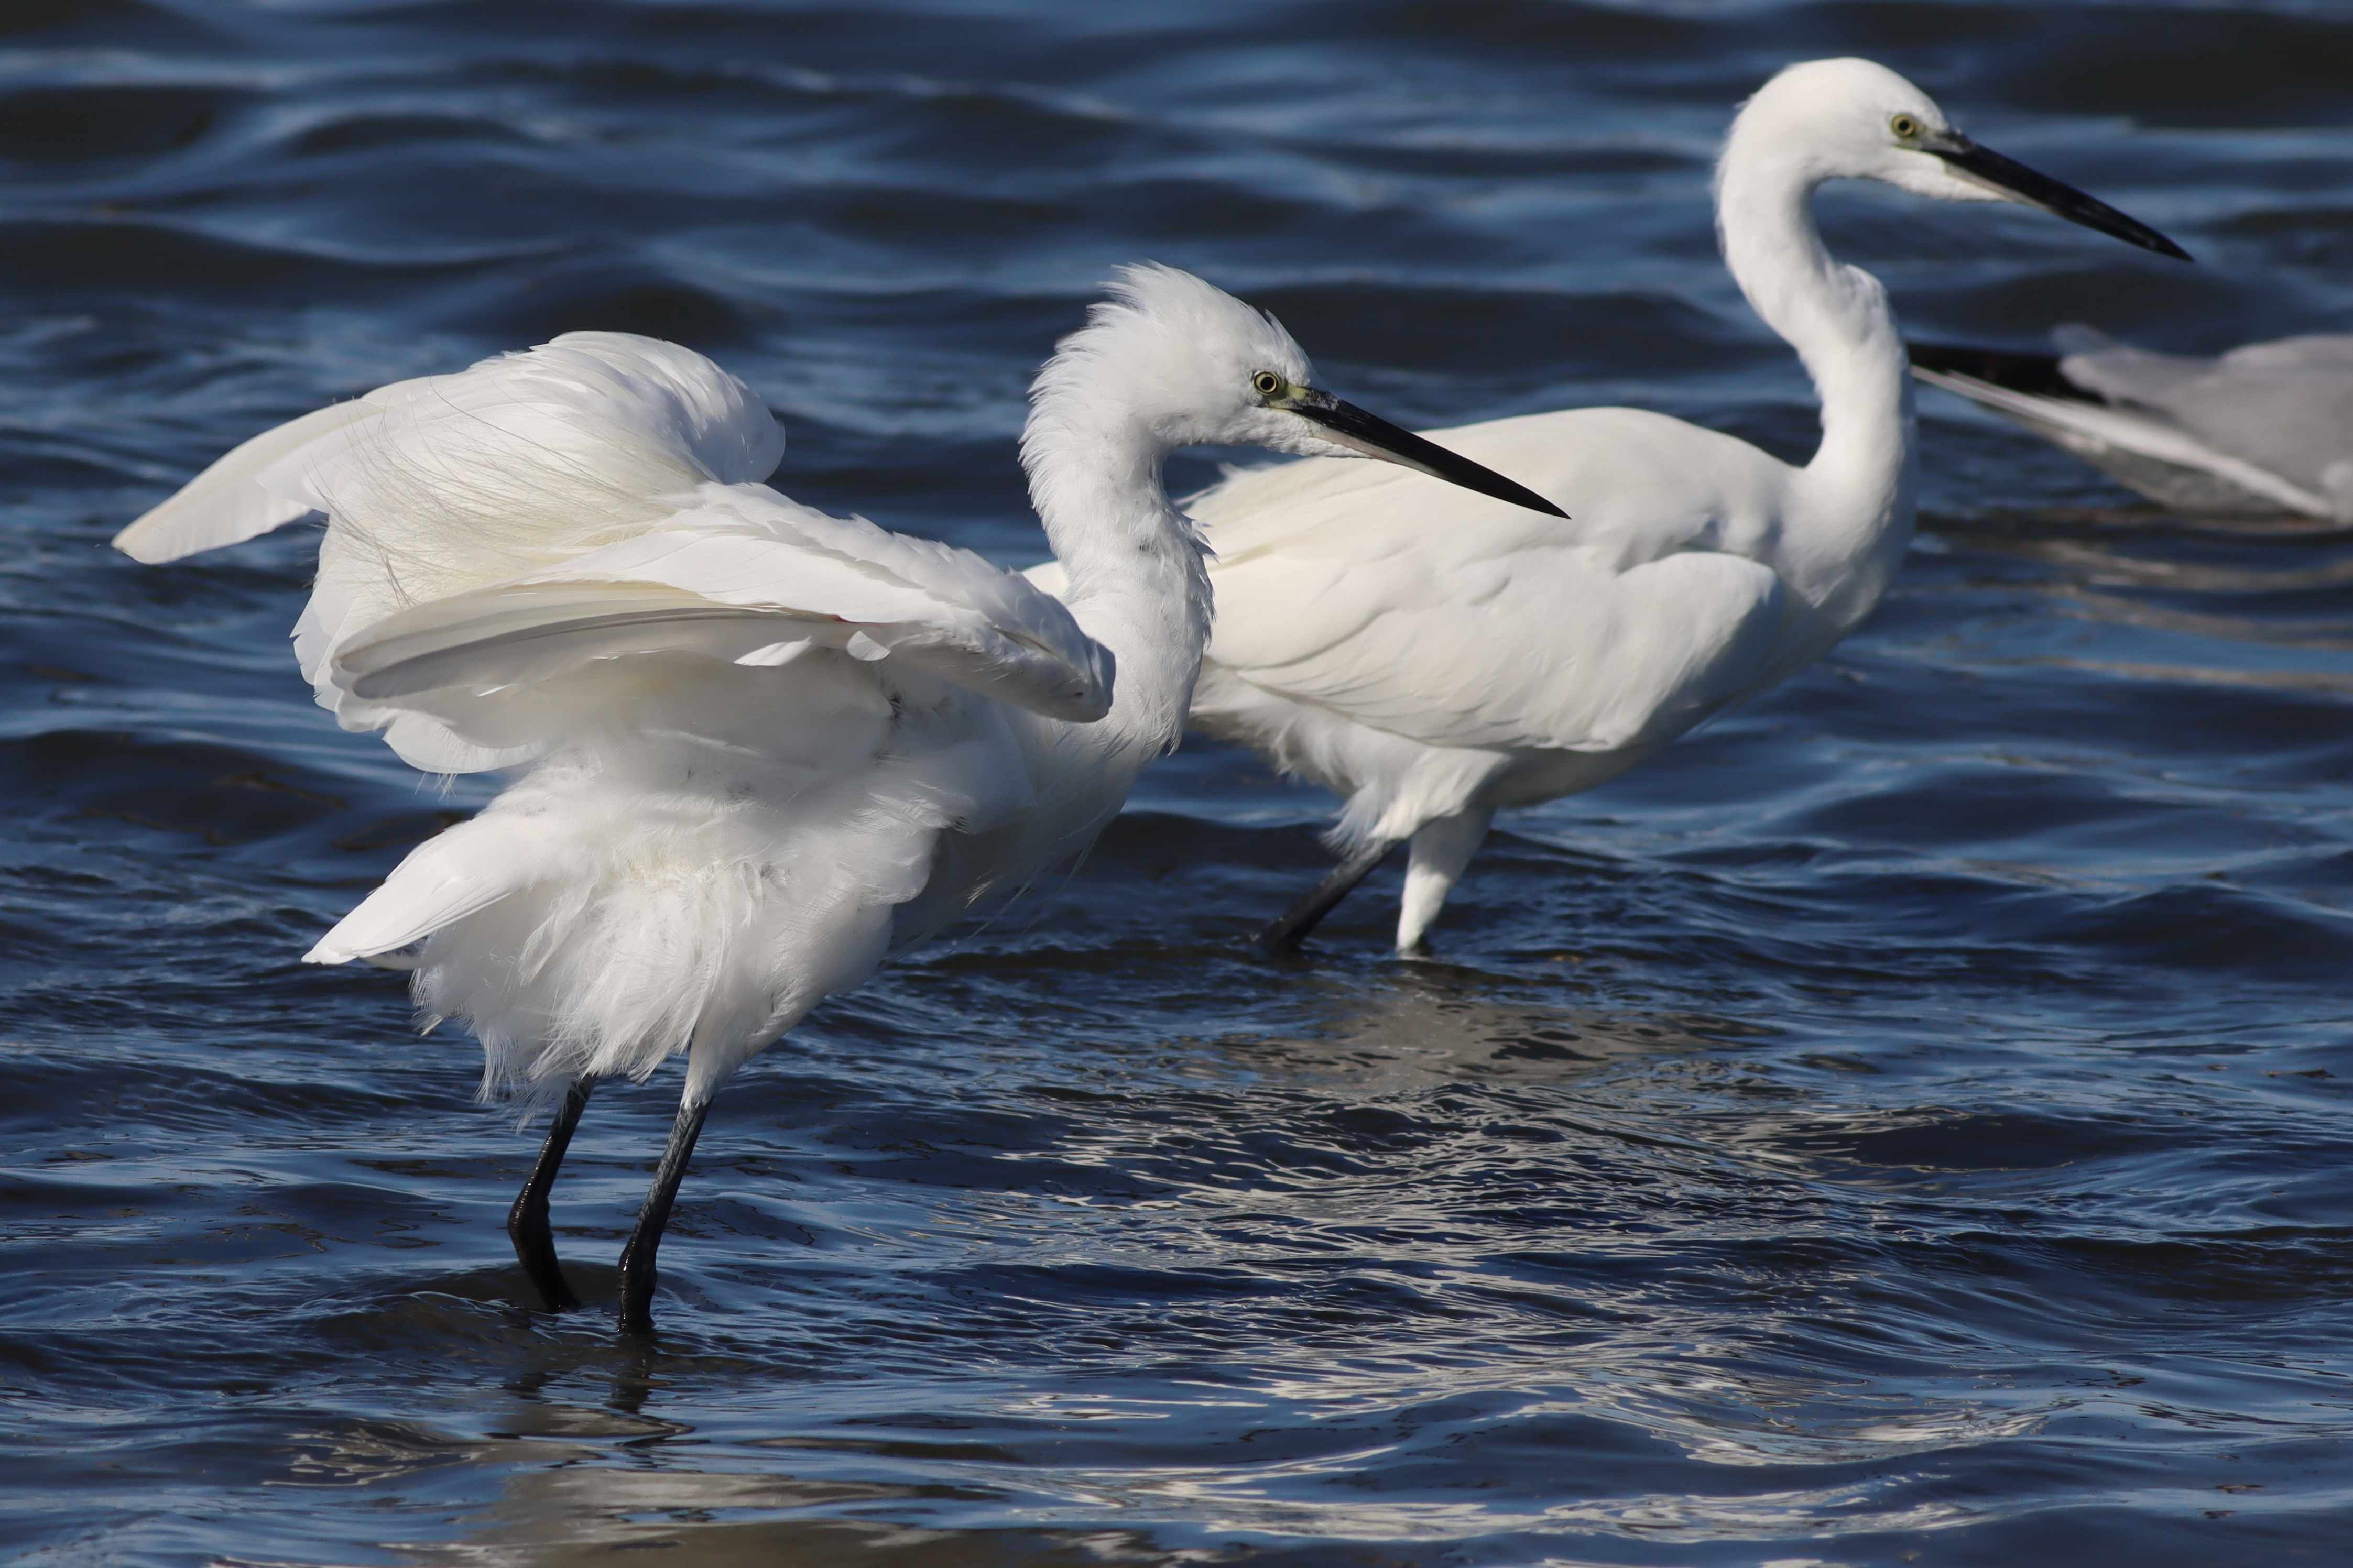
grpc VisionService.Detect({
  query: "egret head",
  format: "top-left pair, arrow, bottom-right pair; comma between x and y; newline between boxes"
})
1029,262 -> 1566,517
1729,58 -> 2187,260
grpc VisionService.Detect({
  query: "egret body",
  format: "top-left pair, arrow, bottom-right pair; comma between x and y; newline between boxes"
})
1097,59 -> 2187,952
1912,329 -> 2353,521
114,264 -> 1557,1330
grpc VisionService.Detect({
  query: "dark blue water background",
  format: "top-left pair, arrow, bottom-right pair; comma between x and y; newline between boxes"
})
5,2 -> 2352,1562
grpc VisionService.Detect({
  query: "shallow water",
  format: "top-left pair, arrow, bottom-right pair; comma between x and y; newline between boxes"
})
6,2 -> 2353,1563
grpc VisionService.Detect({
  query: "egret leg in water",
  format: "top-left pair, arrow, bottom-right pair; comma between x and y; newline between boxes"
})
1257,838 -> 1399,955
1259,807 -> 1495,955
113,266 -> 1559,1333
617,1098 -> 711,1335
507,1077 -> 595,1310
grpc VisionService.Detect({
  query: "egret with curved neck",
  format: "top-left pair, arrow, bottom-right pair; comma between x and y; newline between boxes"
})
113,264 -> 1560,1332
1128,58 -> 2188,952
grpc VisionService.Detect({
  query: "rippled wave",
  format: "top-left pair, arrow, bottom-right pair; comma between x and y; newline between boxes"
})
5,2 -> 2352,1564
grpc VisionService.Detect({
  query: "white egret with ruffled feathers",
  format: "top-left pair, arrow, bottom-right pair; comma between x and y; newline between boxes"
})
113,264 -> 1562,1331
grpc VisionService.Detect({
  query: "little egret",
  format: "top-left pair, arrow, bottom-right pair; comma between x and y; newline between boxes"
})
113,264 -> 1560,1332
1042,59 -> 2186,953
1912,329 -> 2353,521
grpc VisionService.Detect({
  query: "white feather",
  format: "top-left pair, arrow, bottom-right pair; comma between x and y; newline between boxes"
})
1913,341 -> 2349,520
328,491 -> 1110,725
1179,409 -> 1796,858
112,395 -> 400,564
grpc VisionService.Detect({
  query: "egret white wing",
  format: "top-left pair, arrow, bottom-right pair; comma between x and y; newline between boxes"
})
1186,406 -> 1790,753
2054,330 -> 2353,502
337,584 -> 830,699
115,329 -> 786,573
111,392 -> 415,564
1913,365 -> 2338,517
1206,537 -> 1785,755
331,481 -> 1113,725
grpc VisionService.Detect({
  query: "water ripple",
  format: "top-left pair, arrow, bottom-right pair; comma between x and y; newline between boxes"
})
4,1 -> 2351,1564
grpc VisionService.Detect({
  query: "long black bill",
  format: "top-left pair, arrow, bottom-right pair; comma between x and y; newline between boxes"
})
1288,390 -> 1568,518
1925,135 -> 2190,261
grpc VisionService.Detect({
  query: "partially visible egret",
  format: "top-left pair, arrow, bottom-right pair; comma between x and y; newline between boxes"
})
1912,329 -> 2353,521
1055,59 -> 2185,953
113,264 -> 1560,1332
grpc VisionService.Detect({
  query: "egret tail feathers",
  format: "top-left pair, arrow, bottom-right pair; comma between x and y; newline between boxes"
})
305,814 -> 562,966
407,779 -> 917,1106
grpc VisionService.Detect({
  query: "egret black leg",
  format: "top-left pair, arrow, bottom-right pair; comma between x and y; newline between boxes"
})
1255,838 -> 1400,955
508,1077 -> 595,1311
617,1097 -> 711,1335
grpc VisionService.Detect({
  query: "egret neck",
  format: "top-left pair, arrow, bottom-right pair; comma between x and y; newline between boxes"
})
1715,123 -> 1918,637
1021,393 -> 1214,760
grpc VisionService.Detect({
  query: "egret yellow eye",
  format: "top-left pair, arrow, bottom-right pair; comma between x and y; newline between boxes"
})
1889,113 -> 1922,140
1251,371 -> 1285,398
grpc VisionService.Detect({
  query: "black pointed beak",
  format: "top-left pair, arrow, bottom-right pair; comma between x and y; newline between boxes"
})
1286,389 -> 1567,518
1924,134 -> 2190,261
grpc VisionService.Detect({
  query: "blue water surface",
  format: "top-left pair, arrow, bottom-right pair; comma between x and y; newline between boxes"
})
4,2 -> 2351,1563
